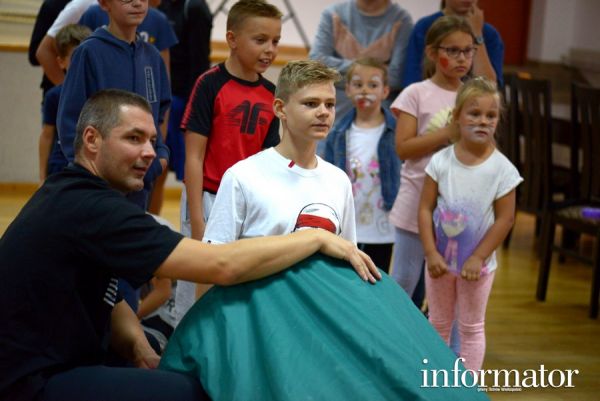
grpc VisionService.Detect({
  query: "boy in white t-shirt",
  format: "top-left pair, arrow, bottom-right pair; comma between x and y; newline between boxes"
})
324,58 -> 401,273
204,60 -> 358,250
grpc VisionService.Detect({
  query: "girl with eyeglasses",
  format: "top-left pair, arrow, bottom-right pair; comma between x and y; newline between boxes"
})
389,15 -> 474,320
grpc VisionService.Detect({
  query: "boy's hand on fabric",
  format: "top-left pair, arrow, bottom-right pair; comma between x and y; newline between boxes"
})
319,232 -> 381,283
425,251 -> 448,278
461,255 -> 483,281
133,346 -> 160,369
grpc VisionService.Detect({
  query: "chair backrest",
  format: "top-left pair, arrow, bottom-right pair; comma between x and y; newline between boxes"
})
571,82 -> 600,202
498,73 -> 521,169
514,77 -> 554,213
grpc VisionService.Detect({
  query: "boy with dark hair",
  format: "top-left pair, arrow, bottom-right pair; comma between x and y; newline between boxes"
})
176,0 -> 282,320
324,57 -> 400,273
57,0 -> 171,210
38,23 -> 91,182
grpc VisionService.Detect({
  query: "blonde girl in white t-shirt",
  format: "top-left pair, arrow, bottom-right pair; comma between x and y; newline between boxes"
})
389,16 -> 476,300
418,77 -> 522,371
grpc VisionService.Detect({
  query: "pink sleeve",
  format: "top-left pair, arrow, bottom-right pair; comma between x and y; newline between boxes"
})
390,83 -> 420,118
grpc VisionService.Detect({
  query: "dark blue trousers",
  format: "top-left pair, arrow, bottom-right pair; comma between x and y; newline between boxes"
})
40,366 -> 210,401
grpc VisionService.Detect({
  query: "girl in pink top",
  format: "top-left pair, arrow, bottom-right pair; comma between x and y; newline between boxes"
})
389,16 -> 476,300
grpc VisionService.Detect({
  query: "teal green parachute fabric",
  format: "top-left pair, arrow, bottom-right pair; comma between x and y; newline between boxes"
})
160,254 -> 488,401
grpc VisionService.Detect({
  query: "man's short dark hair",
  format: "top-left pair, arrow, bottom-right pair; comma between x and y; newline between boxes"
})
74,89 -> 152,154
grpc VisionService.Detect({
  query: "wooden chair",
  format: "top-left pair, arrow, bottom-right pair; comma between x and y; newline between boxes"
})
537,82 -> 600,318
498,73 -> 520,170
499,73 -> 523,248
503,77 -> 573,250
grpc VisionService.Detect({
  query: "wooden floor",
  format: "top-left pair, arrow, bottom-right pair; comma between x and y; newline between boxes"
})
1,189 -> 598,400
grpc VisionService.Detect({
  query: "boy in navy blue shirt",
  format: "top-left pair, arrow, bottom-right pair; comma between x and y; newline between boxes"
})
57,0 -> 171,210
39,23 -> 90,182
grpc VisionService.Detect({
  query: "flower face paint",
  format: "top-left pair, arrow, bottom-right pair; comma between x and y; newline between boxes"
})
345,64 -> 388,110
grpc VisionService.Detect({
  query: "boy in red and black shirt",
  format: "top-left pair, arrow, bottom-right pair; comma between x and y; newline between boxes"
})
176,0 -> 282,321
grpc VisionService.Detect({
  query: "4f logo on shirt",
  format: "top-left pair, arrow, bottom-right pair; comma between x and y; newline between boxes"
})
227,101 -> 270,134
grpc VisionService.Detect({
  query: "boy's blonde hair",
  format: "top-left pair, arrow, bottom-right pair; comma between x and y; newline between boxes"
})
55,24 -> 91,58
227,0 -> 282,31
346,57 -> 388,85
449,76 -> 502,142
276,60 -> 341,101
423,15 -> 475,79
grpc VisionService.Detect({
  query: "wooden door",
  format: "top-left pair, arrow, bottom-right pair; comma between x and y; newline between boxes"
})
478,0 -> 532,65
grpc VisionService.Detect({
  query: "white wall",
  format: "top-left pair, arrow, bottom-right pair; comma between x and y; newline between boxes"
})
0,51 -> 41,182
528,0 -> 600,63
527,0 -> 575,62
572,0 -> 600,51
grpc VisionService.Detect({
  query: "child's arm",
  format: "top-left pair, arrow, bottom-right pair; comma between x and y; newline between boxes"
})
38,124 -> 55,182
461,189 -> 516,280
136,277 -> 172,320
110,300 -> 159,369
395,111 -> 452,160
36,35 -> 64,85
466,5 -> 498,83
418,175 -> 448,278
184,131 -> 208,241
